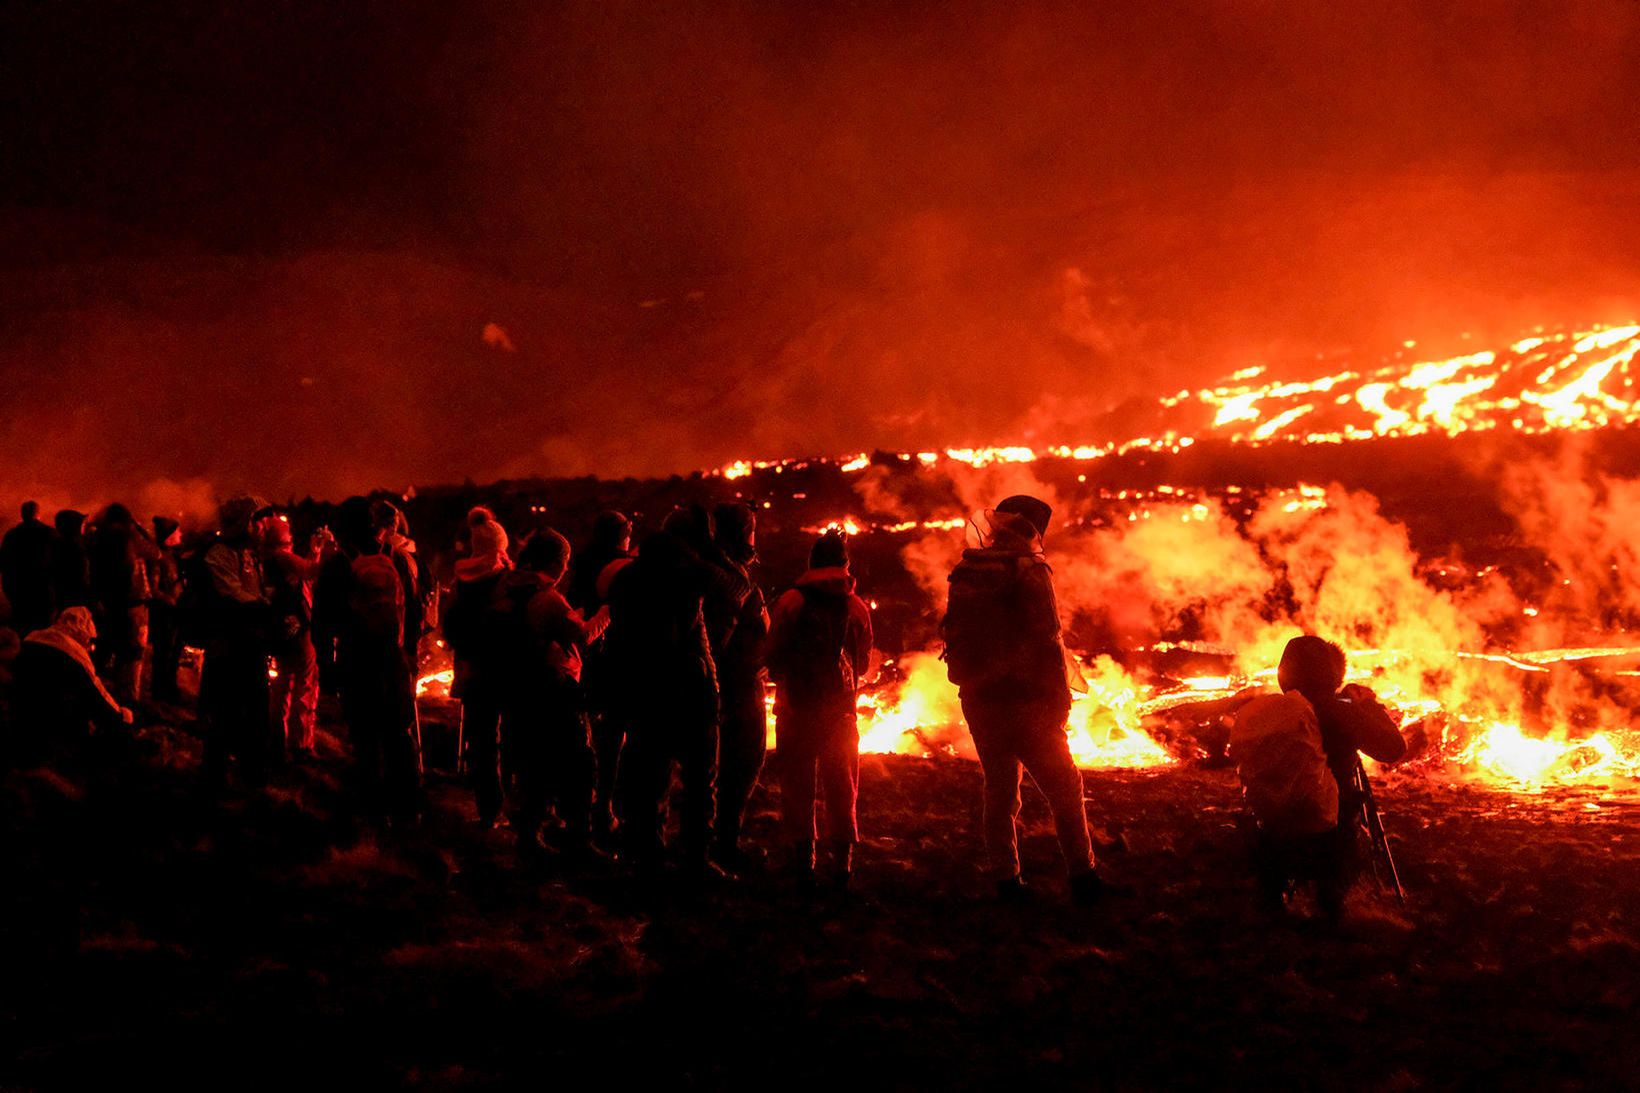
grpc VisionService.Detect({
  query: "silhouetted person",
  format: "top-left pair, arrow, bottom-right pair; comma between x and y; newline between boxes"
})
315,497 -> 422,825
444,506 -> 513,827
372,499 -> 426,668
767,531 -> 872,891
8,606 -> 134,769
607,520 -> 720,882
199,497 -> 274,788
1231,635 -> 1406,920
263,515 -> 328,762
495,530 -> 607,864
943,496 -> 1108,905
147,517 -> 185,703
0,501 -> 56,635
710,502 -> 770,875
51,509 -> 91,611
88,503 -> 157,704
566,510 -> 634,841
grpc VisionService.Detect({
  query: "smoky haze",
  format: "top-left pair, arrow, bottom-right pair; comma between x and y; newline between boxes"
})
3,0 -> 1639,512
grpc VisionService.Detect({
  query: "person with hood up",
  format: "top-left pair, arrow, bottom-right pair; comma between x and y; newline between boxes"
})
942,495 -> 1109,905
371,499 -> 426,667
1,501 -> 57,635
709,502 -> 771,875
199,496 -> 275,787
147,517 -> 185,703
263,515 -> 331,762
606,516 -> 721,882
88,503 -> 158,705
443,506 -> 513,827
1230,635 -> 1406,919
314,497 -> 423,825
492,529 -> 608,864
766,531 -> 873,891
51,510 -> 91,612
565,510 -> 634,842
8,606 -> 135,769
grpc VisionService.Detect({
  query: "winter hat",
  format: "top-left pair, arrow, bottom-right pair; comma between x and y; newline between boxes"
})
470,515 -> 509,559
810,530 -> 849,570
995,495 -> 1053,537
1278,635 -> 1347,699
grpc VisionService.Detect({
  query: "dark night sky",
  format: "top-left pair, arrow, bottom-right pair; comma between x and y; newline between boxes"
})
3,0 -> 1639,511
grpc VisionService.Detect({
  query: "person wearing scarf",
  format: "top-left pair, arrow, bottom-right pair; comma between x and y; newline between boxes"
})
11,606 -> 133,768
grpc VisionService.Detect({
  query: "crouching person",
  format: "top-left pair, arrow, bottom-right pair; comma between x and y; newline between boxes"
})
10,607 -> 136,769
767,531 -> 872,892
943,496 -> 1109,905
495,530 -> 607,866
1229,635 -> 1405,920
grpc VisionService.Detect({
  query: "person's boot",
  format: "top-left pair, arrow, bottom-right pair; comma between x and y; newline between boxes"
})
828,841 -> 853,893
1070,869 -> 1132,906
996,874 -> 1032,905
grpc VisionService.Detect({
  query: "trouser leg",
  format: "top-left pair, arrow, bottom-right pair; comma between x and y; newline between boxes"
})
818,722 -> 860,846
1018,727 -> 1094,877
551,709 -> 596,842
714,682 -> 766,851
616,719 -> 671,865
677,718 -> 718,864
777,727 -> 819,845
964,701 -> 1026,881
464,690 -> 504,822
591,709 -> 625,831
287,638 -> 319,752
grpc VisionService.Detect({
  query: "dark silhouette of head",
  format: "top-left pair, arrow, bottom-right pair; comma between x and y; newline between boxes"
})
519,528 -> 572,580
714,503 -> 756,564
662,505 -> 717,562
102,502 -> 134,528
995,495 -> 1053,538
55,510 -> 86,538
1277,635 -> 1348,703
21,501 -> 38,522
591,510 -> 632,553
810,530 -> 849,571
334,496 -> 381,554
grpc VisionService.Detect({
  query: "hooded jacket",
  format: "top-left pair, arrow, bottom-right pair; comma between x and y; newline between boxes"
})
12,607 -> 132,764
942,517 -> 1070,707
766,566 -> 873,723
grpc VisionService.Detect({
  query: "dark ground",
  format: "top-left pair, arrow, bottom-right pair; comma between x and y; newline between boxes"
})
3,702 -> 1638,1091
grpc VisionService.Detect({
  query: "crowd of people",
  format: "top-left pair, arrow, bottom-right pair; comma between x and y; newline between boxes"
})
0,489 -> 1406,913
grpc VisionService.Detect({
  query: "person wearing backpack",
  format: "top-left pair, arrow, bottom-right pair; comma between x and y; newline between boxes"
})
942,495 -> 1108,906
1230,635 -> 1405,919
445,506 -> 514,827
200,496 -> 275,789
766,531 -> 872,892
606,520 -> 721,883
314,497 -> 422,826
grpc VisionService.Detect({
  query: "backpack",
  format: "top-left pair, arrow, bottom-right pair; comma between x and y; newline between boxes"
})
348,551 -> 405,646
1228,691 -> 1340,836
769,588 -> 855,708
942,556 -> 1033,690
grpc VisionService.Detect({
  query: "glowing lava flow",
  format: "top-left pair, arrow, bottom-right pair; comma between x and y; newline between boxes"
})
710,323 -> 1640,477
